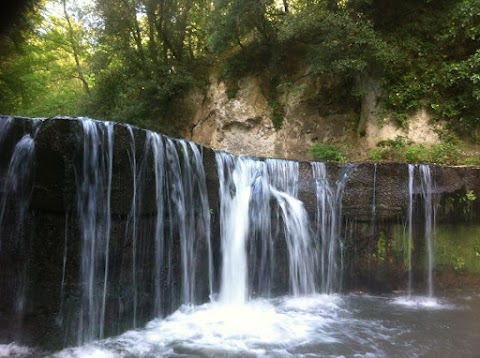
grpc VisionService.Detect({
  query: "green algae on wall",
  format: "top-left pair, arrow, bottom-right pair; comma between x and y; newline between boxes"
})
435,225 -> 480,274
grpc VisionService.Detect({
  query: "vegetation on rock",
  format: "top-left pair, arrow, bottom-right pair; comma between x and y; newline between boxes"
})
366,135 -> 480,165
309,143 -> 346,162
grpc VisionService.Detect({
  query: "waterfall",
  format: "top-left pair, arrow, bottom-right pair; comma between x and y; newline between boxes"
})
0,117 -> 42,341
266,159 -> 299,196
371,163 -> 378,238
0,134 -> 35,316
0,118 -> 41,247
76,119 -> 114,344
216,154 -> 317,302
0,116 -> 13,153
147,132 -> 166,316
73,121 -> 212,340
419,164 -> 435,297
125,125 -> 136,327
216,154 -> 252,304
0,116 -> 457,353
186,142 -> 213,301
405,164 -> 436,297
268,155 -> 315,296
246,160 -> 271,297
178,140 -> 198,305
271,188 -> 317,296
0,135 -> 35,249
312,163 -> 332,292
58,213 -> 69,328
407,164 -> 415,295
312,162 -> 356,293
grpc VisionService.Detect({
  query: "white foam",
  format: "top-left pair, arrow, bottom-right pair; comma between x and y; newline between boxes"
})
279,294 -> 342,311
391,296 -> 454,310
0,343 -> 32,358
52,296 -> 352,357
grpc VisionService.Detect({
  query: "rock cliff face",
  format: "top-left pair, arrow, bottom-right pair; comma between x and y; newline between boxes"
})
1,116 -> 479,350
171,76 -> 443,160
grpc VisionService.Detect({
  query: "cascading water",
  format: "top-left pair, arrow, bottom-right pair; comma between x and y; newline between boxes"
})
0,135 -> 35,249
371,163 -> 378,241
247,159 -> 272,297
0,134 -> 35,316
266,159 -> 317,296
0,116 -> 12,154
312,162 -> 332,292
216,153 -> 253,304
146,137 -> 214,308
178,140 -> 212,305
76,119 -> 114,344
184,141 -> 213,301
271,188 -> 317,296
419,164 -> 435,297
404,164 -> 436,297
58,213 -> 69,329
2,117 -> 474,358
266,159 -> 299,196
124,125 -> 139,328
0,117 -> 43,348
0,117 -> 42,251
69,119 -> 215,344
146,132 -> 166,316
216,153 -> 319,301
407,164 -> 415,295
312,162 -> 357,293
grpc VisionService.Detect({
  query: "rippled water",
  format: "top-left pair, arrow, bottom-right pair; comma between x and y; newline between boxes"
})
3,291 -> 479,358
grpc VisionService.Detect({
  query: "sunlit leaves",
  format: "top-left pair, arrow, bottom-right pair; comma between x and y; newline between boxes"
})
279,5 -> 394,77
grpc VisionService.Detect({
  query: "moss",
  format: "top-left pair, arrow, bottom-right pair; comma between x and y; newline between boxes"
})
435,225 -> 480,274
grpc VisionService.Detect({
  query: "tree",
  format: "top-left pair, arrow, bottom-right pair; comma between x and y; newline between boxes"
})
208,0 -> 280,53
80,0 -> 212,129
0,0 -> 94,117
0,0 -> 43,114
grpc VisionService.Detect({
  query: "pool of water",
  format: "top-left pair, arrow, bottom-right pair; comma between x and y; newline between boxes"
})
2,290 -> 480,358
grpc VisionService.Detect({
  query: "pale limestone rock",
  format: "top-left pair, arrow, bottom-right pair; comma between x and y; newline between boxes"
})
365,109 -> 443,149
188,75 -> 444,160
192,78 -> 277,157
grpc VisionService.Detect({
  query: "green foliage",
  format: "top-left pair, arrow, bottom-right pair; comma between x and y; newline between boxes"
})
464,157 -> 480,166
460,190 -> 477,216
208,0 -> 277,53
279,6 -> 395,78
220,41 -> 271,81
82,64 -> 196,131
225,87 -> 238,99
404,145 -> 429,163
368,136 -> 412,162
2,0 -> 480,142
0,0 -> 95,117
368,136 -> 467,165
430,142 -> 462,165
81,0 -> 212,129
309,143 -> 346,162
382,0 -> 480,137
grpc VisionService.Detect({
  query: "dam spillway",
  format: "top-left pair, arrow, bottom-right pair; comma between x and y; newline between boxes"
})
1,116 -> 480,355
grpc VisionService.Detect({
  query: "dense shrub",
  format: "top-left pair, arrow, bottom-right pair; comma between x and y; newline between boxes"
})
310,143 -> 346,162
